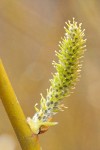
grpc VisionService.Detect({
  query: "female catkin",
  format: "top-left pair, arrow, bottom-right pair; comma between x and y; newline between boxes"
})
27,18 -> 86,134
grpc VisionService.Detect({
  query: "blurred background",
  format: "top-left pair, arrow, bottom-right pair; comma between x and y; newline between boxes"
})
0,0 -> 100,150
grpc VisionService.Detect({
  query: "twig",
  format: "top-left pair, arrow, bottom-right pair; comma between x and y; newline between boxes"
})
0,59 -> 40,150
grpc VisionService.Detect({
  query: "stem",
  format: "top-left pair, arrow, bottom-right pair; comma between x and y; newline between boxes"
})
0,59 -> 40,150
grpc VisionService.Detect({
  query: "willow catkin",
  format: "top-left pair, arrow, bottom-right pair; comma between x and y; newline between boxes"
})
27,18 -> 86,134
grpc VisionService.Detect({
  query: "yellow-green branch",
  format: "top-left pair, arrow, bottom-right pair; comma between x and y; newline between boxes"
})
0,59 -> 40,150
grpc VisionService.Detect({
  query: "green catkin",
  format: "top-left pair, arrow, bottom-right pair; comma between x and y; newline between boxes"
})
27,18 -> 86,134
